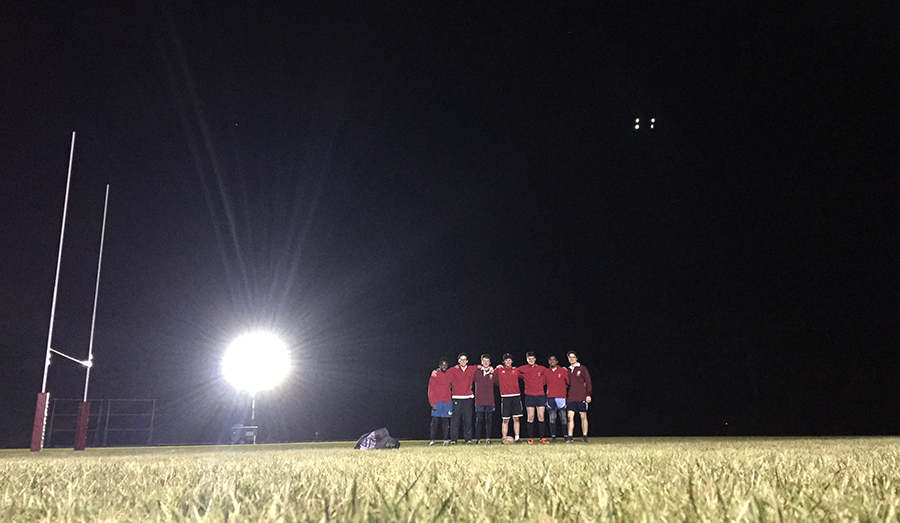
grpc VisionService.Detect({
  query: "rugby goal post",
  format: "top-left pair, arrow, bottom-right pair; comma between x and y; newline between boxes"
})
31,132 -> 111,452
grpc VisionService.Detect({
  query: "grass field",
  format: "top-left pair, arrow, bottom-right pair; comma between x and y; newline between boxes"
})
2,437 -> 900,522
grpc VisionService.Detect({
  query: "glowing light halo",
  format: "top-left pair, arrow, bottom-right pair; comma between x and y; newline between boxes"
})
222,332 -> 290,395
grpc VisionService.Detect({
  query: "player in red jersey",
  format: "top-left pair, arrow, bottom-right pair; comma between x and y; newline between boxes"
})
566,351 -> 592,443
473,354 -> 496,444
544,354 -> 569,442
494,353 -> 523,442
518,351 -> 549,444
427,358 -> 452,445
447,353 -> 480,444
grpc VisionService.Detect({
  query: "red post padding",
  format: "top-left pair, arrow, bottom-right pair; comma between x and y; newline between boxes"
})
74,401 -> 90,451
30,392 -> 50,452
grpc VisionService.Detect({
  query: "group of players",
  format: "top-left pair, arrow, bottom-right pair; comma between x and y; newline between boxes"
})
427,351 -> 592,445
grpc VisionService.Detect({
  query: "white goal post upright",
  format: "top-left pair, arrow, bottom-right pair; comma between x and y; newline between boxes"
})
83,184 -> 109,402
42,131 -> 76,394
75,183 -> 109,451
31,132 -> 76,452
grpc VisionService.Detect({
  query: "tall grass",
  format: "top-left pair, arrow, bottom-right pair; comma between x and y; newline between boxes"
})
2,438 -> 899,522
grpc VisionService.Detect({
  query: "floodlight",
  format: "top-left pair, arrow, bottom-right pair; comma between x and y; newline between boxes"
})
635,124 -> 640,130
651,118 -> 655,123
222,332 -> 290,394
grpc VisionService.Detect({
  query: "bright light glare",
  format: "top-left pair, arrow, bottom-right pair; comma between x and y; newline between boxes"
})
222,332 -> 290,394
635,124 -> 640,129
651,118 -> 655,123
635,118 -> 640,122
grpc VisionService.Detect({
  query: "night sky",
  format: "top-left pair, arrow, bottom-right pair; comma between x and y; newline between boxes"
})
2,2 -> 898,448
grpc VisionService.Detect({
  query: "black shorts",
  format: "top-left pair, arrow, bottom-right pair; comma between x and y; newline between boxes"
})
500,396 -> 524,419
566,400 -> 588,413
524,394 -> 547,408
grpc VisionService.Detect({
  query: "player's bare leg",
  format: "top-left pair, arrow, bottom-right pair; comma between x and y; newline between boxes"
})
513,416 -> 521,440
525,406 -> 535,442
566,411 -> 576,442
536,405 -> 548,443
502,418 -> 510,438
580,412 -> 589,442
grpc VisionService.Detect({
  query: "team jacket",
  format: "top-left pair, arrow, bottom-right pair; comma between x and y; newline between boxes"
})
495,365 -> 521,396
428,370 -> 452,406
473,366 -> 496,407
518,364 -> 548,396
545,365 -> 570,398
566,363 -> 592,402
448,364 -> 478,399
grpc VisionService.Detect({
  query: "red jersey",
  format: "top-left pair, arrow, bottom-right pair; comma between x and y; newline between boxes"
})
545,365 -> 569,398
517,364 -> 548,396
494,365 -> 521,396
473,366 -> 496,407
428,370 -> 452,406
567,363 -> 592,402
448,365 -> 477,399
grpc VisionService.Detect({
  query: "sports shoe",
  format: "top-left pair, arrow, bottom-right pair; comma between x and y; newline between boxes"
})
485,439 -> 492,444
429,440 -> 436,446
582,436 -> 589,443
565,438 -> 574,444
540,438 -> 550,444
451,440 -> 457,445
527,438 -> 534,445
466,440 -> 474,445
551,437 -> 557,443
442,440 -> 450,446
475,439 -> 480,444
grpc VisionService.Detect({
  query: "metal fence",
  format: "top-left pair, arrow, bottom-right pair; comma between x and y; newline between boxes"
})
46,398 -> 156,447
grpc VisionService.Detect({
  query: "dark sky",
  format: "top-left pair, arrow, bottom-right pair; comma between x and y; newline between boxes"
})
2,2 -> 898,447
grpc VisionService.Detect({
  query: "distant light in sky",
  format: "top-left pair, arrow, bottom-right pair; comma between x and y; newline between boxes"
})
222,332 -> 290,394
636,117 -> 656,130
